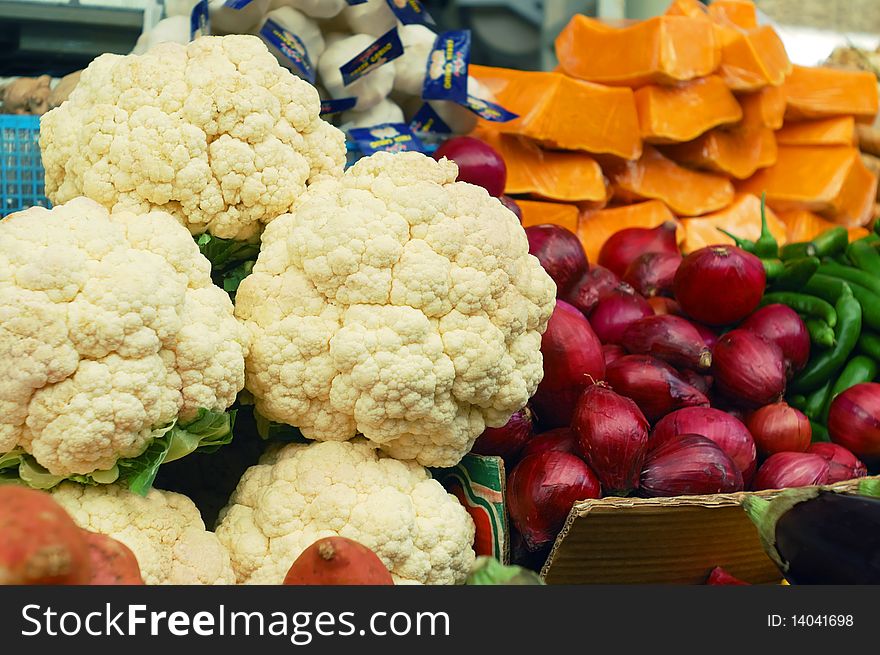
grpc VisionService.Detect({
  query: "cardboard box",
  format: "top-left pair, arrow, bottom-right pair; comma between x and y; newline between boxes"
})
436,455 -> 876,584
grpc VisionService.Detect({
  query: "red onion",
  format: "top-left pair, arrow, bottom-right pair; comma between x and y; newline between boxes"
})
434,136 -> 507,197
807,443 -> 868,483
828,382 -> 880,459
605,355 -> 710,423
589,285 -> 653,345
648,296 -> 682,316
693,322 -> 719,350
706,567 -> 749,585
532,300 -> 605,429
561,266 -> 620,316
520,427 -> 582,460
641,434 -> 743,497
740,304 -> 810,375
507,451 -> 601,551
678,369 -> 713,396
712,329 -> 786,407
752,452 -> 830,490
573,383 -> 650,495
471,407 -> 534,464
621,314 -> 712,371
499,195 -> 523,221
746,402 -> 811,456
623,251 -> 682,298
651,407 -> 757,481
598,221 -> 679,278
673,245 -> 766,326
602,344 -> 627,367
526,224 -> 589,295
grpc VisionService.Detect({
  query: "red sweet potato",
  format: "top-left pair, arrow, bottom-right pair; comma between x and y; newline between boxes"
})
82,531 -> 144,585
0,486 -> 91,585
283,537 -> 394,585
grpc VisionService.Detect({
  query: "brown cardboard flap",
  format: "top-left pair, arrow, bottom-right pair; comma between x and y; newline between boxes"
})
541,476 -> 875,584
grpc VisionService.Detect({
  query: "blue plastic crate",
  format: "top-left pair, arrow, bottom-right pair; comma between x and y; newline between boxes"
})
0,115 -> 49,217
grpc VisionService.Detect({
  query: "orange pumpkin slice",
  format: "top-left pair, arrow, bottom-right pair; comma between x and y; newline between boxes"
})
663,126 -> 775,180
678,193 -> 786,252
776,116 -> 856,147
519,200 -> 580,234
577,200 -> 682,263
783,66 -> 879,123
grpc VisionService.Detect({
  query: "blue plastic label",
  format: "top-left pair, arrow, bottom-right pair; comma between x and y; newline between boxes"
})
462,95 -> 519,122
409,103 -> 452,134
190,0 -> 210,39
320,97 -> 358,115
345,0 -> 368,4
339,27 -> 404,86
259,19 -> 316,83
385,0 -> 435,26
348,123 -> 426,154
422,30 -> 470,103
223,0 -> 254,8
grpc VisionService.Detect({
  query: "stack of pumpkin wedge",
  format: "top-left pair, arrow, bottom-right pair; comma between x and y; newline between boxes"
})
470,0 -> 880,259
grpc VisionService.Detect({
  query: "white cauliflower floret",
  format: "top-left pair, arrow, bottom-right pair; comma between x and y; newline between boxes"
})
0,197 -> 249,478
235,152 -> 555,467
52,482 -> 235,585
215,440 -> 475,584
40,35 -> 346,241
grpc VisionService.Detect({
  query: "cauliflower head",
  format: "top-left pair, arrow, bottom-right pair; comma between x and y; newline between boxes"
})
235,151 -> 556,467
215,440 -> 476,584
40,35 -> 346,241
52,482 -> 235,585
0,197 -> 249,481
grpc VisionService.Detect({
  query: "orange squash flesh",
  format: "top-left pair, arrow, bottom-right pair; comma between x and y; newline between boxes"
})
678,193 -> 787,252
473,128 -> 608,204
757,128 -> 778,169
470,65 -> 642,159
738,145 -> 878,226
707,0 -> 758,28
635,75 -> 742,144
555,14 -> 719,87
608,145 -> 735,215
578,200 -> 682,263
779,209 -> 871,242
738,85 -> 786,130
775,116 -> 856,147
783,65 -> 879,123
663,125 -> 775,180
519,199 -> 580,234
716,25 -> 791,92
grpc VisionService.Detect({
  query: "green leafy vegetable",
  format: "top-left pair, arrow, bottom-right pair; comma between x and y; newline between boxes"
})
196,233 -> 260,299
465,556 -> 544,585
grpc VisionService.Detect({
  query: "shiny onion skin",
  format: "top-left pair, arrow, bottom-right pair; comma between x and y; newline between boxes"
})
602,344 -> 627,366
589,285 -> 654,345
651,407 -> 757,482
598,221 -> 679,278
605,355 -> 710,423
673,245 -> 766,326
507,451 -> 601,551
752,452 -> 831,490
693,322 -> 719,350
678,369 -> 713,396
471,407 -> 534,464
433,136 -> 507,196
621,314 -> 713,371
520,427 -> 582,460
562,266 -> 620,316
573,384 -> 650,495
640,434 -> 743,497
532,300 -> 605,429
526,224 -> 590,295
740,304 -> 810,375
746,402 -> 811,456
623,251 -> 682,298
499,195 -> 523,221
807,443 -> 868,483
828,383 -> 880,459
712,329 -> 786,408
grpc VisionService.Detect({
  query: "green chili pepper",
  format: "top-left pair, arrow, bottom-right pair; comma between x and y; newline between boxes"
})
771,256 -> 819,291
857,332 -> 880,361
754,194 -> 778,258
805,274 -> 880,332
717,228 -> 755,253
804,317 -> 835,349
855,233 -> 880,245
761,258 -> 785,280
820,355 -> 879,423
846,238 -> 880,278
790,286 -> 862,394
761,292 -> 837,327
779,241 -> 817,260
810,226 -> 849,258
788,394 -> 807,411
817,261 -> 880,295
803,380 -> 833,420
810,421 -> 830,443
